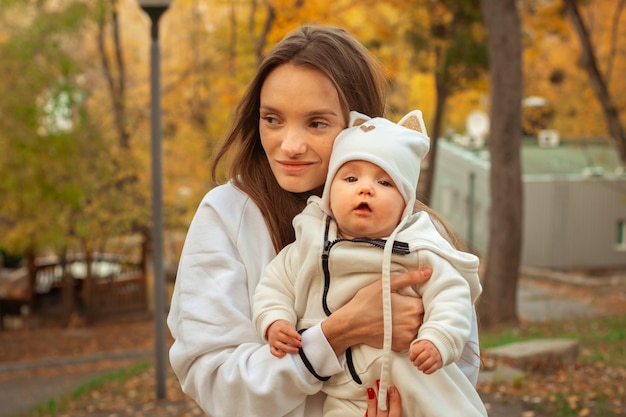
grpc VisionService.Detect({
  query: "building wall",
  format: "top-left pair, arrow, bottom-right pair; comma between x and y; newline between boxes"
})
432,141 -> 626,269
524,176 -> 626,268
432,141 -> 490,254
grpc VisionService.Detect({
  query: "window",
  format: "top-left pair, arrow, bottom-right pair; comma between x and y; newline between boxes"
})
617,220 -> 626,251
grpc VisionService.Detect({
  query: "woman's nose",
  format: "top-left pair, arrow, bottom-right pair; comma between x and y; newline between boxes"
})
281,127 -> 306,156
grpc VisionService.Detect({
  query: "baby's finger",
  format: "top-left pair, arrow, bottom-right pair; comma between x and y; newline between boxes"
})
285,335 -> 303,348
270,346 -> 286,357
279,341 -> 300,354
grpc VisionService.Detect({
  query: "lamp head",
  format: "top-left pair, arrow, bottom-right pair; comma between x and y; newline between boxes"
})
138,0 -> 172,6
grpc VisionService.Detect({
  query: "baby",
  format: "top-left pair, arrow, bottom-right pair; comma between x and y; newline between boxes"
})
253,111 -> 486,417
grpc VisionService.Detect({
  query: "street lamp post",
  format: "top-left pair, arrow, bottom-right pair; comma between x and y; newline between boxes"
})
137,0 -> 172,400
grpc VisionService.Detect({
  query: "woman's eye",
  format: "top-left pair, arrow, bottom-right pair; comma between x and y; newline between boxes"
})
261,115 -> 279,125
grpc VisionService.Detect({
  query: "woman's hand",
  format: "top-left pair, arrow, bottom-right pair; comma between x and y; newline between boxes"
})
322,268 -> 432,355
365,385 -> 402,417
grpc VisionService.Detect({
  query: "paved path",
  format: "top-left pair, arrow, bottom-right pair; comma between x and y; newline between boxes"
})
1,369 -> 109,417
0,351 -> 152,417
517,278 -> 601,321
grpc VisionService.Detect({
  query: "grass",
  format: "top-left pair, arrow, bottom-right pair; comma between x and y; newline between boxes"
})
480,315 -> 626,366
70,362 -> 150,398
22,362 -> 151,417
479,315 -> 626,416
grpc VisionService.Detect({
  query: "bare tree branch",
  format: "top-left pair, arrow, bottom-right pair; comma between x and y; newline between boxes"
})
96,0 -> 129,149
564,0 -> 626,165
255,1 -> 275,63
606,0 -> 625,85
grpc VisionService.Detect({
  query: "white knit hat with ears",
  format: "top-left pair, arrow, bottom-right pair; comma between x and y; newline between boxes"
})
321,110 -> 430,220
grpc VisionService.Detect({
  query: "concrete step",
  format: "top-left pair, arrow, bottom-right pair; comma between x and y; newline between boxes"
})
482,338 -> 580,375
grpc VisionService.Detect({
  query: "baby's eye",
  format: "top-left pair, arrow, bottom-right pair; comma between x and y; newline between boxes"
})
379,180 -> 393,187
345,176 -> 358,183
310,120 -> 329,129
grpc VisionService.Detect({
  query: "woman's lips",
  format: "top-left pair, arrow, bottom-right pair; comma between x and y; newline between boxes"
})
278,161 -> 313,174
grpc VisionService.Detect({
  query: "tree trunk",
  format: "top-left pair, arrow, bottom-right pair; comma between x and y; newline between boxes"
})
418,44 -> 449,205
84,247 -> 95,322
24,247 -> 37,306
479,0 -> 523,328
563,0 -> 626,166
60,248 -> 76,325
252,2 -> 275,63
97,3 -> 130,149
419,57 -> 448,205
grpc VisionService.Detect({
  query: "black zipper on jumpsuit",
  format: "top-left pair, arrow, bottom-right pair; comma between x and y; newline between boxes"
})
321,216 -> 410,385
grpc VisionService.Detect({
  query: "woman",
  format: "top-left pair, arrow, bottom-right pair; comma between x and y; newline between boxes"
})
167,25 -> 480,417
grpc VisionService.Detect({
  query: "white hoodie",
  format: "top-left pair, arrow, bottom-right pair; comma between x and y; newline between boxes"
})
168,183 -> 480,417
168,184 -> 335,417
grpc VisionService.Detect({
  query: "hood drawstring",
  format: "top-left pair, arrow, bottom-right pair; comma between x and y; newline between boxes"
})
377,215 -> 409,410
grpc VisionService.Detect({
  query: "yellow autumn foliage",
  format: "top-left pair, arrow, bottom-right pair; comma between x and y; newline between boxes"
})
0,0 -> 624,255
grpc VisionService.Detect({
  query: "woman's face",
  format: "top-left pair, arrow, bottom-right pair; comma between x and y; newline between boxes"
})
259,63 -> 346,194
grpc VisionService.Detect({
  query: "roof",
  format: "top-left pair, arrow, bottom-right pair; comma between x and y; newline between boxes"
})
440,137 -> 625,178
521,139 -> 624,176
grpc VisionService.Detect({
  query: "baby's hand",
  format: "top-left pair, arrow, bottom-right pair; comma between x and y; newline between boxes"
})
409,340 -> 443,374
266,319 -> 302,358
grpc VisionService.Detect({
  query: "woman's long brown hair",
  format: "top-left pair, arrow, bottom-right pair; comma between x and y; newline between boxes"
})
211,25 -> 387,252
211,25 -> 457,252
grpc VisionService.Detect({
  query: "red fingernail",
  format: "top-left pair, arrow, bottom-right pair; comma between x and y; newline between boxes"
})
367,388 -> 375,399
376,379 -> 380,390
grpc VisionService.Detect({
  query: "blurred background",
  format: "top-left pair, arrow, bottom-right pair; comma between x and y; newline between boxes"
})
0,0 -> 624,328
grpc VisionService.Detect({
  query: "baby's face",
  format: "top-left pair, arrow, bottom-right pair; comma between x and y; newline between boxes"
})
329,160 -> 405,240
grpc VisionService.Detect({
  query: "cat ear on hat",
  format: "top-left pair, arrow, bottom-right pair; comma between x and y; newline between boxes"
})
398,110 -> 428,136
348,111 -> 371,128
